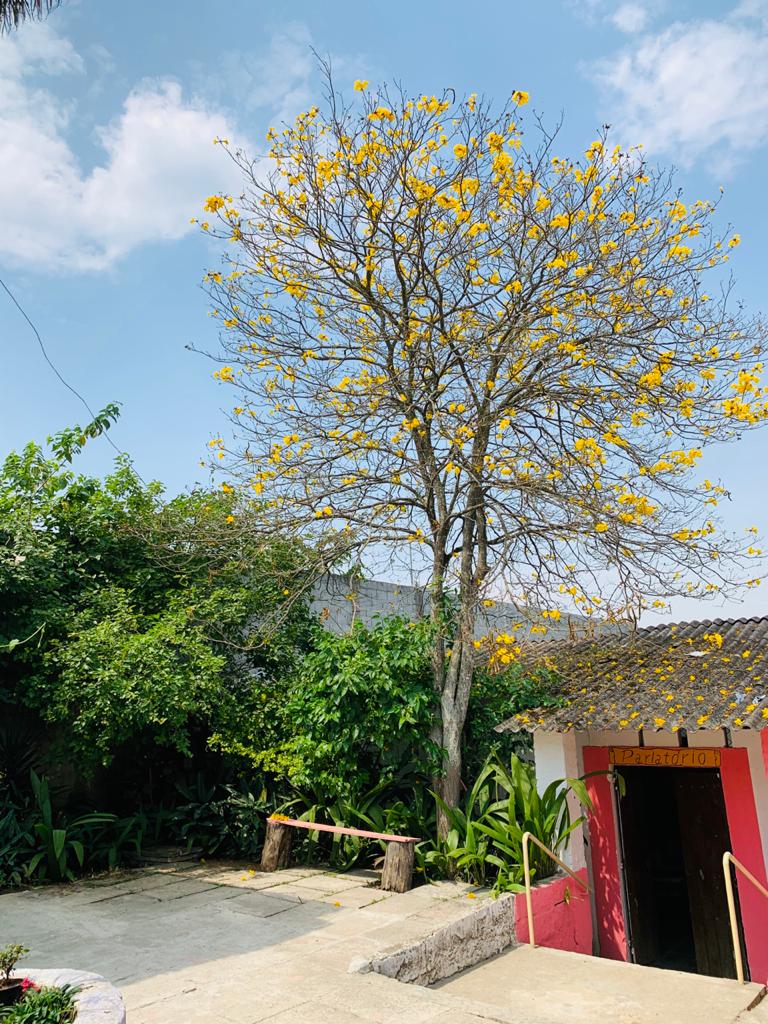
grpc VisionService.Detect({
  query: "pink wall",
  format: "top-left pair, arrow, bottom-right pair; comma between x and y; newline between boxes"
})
582,743 -> 768,981
720,747 -> 768,984
514,869 -> 592,954
582,746 -> 629,961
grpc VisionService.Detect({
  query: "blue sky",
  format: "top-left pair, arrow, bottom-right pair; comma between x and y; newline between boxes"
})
2,0 -> 768,620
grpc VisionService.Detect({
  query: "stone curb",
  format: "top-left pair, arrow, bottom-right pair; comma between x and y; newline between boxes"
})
14,969 -> 125,1023
349,890 -> 519,986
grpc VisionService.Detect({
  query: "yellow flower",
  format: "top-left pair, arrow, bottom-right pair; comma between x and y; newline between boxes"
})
204,195 -> 226,213
454,143 -> 468,159
595,522 -> 609,533
512,90 -> 529,106
353,79 -> 369,92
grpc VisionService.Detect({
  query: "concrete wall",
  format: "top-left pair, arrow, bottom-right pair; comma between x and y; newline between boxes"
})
311,572 -> 585,639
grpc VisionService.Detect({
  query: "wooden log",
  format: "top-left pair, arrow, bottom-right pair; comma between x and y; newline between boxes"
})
260,820 -> 293,871
381,839 -> 415,892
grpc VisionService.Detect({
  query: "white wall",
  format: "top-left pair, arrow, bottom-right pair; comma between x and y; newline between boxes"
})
533,730 -> 587,871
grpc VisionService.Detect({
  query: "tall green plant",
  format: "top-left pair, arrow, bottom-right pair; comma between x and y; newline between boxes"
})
478,755 -> 593,893
26,772 -> 116,882
277,617 -> 440,800
422,754 -> 594,894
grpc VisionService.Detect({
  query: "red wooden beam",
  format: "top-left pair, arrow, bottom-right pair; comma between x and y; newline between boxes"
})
267,816 -> 419,844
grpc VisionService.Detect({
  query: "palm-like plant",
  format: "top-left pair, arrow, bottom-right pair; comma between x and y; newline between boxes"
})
0,0 -> 60,32
425,754 -> 596,894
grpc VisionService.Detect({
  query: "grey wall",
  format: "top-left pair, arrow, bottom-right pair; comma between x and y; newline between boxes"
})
310,573 -> 584,641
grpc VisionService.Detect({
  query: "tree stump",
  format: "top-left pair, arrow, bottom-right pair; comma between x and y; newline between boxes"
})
260,820 -> 293,871
381,840 -> 415,892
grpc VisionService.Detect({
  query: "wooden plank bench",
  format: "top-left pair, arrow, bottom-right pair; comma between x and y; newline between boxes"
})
260,816 -> 420,893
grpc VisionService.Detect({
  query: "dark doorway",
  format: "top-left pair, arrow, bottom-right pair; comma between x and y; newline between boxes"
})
616,766 -> 745,979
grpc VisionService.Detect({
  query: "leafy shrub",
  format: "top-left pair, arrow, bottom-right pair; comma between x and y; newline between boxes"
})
277,616 -> 440,800
424,754 -> 593,894
0,983 -> 79,1023
168,775 -> 269,858
0,944 -> 28,983
463,663 -> 563,778
0,803 -> 34,889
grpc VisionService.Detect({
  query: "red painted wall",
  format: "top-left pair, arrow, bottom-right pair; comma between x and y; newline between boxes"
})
514,870 -> 592,954
720,748 -> 768,984
582,747 -> 629,961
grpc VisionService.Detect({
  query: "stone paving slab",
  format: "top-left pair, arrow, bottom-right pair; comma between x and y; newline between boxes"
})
4,862 -> 755,1024
1,863 -> 502,1023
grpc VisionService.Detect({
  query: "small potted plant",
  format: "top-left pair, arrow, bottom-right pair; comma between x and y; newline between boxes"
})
0,944 -> 29,1005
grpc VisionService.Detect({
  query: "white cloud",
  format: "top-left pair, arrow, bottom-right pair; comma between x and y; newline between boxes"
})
0,21 -> 319,273
213,22 -> 315,125
0,22 -> 242,271
611,3 -> 650,33
569,0 -> 660,34
589,3 -> 768,170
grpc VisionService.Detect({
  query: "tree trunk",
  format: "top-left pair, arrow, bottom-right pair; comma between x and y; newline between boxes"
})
381,841 -> 415,892
434,626 -> 477,838
260,820 -> 293,871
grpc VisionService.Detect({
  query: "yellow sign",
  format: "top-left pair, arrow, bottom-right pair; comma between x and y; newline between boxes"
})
609,746 -> 721,769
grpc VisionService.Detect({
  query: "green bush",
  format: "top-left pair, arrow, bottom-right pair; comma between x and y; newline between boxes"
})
0,983 -> 78,1023
168,775 -> 269,858
463,662 -> 562,779
0,416 -> 315,775
273,616 -> 441,800
425,753 -> 593,894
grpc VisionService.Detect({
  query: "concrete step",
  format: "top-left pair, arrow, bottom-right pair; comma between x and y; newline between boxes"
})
432,945 -> 766,1024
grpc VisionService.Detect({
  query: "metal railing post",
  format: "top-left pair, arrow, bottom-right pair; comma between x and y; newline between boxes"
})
722,851 -> 768,985
523,831 -> 535,947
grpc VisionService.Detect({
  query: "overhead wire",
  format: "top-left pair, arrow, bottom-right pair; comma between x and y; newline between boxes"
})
0,273 -> 134,465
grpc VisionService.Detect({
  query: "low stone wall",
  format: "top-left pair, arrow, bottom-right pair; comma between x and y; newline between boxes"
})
513,869 -> 593,955
352,890 -> 519,986
16,969 -> 125,1023
351,870 -> 593,988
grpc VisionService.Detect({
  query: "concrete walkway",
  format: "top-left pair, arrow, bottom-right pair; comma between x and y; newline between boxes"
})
434,945 -> 766,1024
1,862 -> 764,1023
0,861 -> 499,1023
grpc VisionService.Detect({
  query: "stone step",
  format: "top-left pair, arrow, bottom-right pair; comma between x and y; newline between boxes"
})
432,945 -> 766,1024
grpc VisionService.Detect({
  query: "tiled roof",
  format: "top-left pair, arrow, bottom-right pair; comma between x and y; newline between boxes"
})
496,615 -> 768,734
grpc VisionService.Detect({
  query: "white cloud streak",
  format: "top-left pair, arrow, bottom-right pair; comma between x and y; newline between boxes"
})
0,21 -> 316,272
589,3 -> 768,170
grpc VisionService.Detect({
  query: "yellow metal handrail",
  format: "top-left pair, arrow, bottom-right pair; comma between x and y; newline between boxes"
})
722,851 -> 768,984
522,831 -> 591,948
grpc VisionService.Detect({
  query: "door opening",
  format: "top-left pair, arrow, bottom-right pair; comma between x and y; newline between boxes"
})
615,766 -> 746,979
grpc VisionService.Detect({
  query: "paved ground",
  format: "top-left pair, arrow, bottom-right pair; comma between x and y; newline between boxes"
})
0,861 -> 499,1023
1,862 -> 764,1023
435,945 -> 766,1024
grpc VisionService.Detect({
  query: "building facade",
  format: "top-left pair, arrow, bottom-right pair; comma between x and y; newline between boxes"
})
498,616 -> 768,982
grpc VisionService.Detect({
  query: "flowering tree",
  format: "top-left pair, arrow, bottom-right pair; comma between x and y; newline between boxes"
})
200,73 -> 766,817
